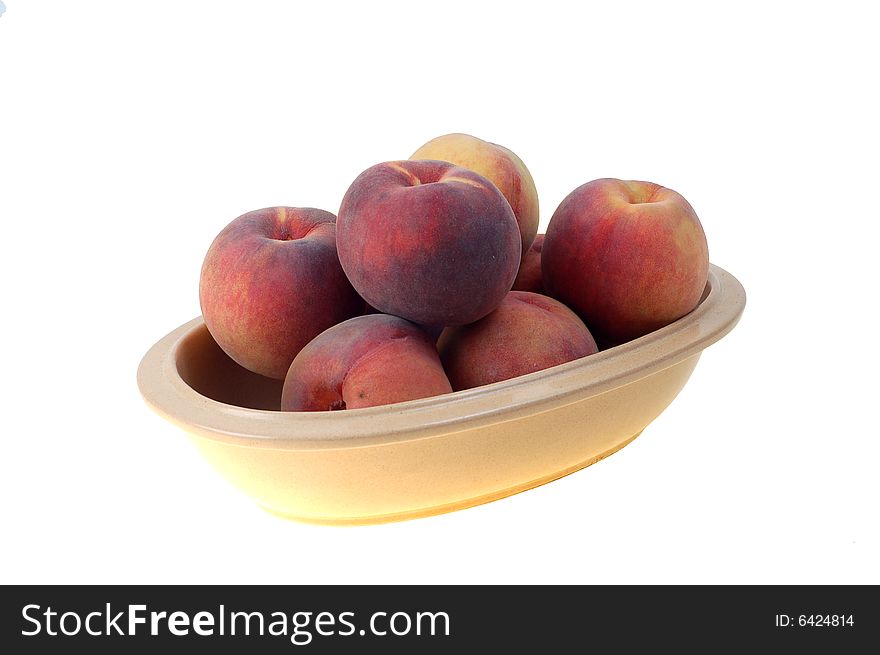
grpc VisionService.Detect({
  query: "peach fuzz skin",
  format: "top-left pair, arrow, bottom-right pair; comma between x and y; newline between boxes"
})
281,314 -> 452,411
411,133 -> 539,257
199,207 -> 362,380
512,234 -> 545,294
542,179 -> 709,343
438,291 -> 598,391
336,160 -> 521,327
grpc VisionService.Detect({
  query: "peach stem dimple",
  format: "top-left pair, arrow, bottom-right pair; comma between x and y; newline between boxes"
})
623,181 -> 664,204
273,223 -> 317,242
441,176 -> 484,189
387,163 -> 422,187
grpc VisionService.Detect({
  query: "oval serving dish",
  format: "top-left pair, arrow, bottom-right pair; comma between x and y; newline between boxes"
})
137,264 -> 745,525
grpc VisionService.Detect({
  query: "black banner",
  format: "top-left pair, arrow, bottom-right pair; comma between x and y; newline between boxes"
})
1,585 -> 875,653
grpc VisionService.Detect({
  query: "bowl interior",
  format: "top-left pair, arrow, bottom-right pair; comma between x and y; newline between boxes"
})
176,326 -> 283,410
175,276 -> 719,414
165,264 -> 746,429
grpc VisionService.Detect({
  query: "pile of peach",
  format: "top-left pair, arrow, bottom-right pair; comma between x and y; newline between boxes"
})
199,134 -> 709,411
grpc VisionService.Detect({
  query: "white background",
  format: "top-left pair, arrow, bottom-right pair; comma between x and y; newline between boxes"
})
2,1 -> 877,584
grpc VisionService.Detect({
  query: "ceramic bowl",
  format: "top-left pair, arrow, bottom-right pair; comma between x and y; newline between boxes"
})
137,264 -> 745,524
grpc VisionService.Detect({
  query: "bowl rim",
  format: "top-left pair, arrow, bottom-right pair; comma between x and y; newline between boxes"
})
137,264 -> 745,450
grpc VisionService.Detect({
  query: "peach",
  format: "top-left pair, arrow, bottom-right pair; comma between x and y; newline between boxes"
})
281,314 -> 452,411
199,207 -> 362,379
543,179 -> 709,342
438,291 -> 598,391
512,234 -> 545,294
336,160 -> 521,327
411,133 -> 539,256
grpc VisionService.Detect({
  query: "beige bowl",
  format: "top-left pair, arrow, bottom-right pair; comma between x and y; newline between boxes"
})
137,264 -> 745,525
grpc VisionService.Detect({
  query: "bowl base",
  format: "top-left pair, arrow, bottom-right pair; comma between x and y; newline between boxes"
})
257,430 -> 644,526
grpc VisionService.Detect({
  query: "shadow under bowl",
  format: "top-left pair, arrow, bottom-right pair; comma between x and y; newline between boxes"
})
137,264 -> 745,525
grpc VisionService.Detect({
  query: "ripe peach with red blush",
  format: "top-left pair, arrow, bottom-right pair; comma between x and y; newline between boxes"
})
543,179 -> 709,342
281,315 -> 452,411
336,160 -> 521,327
199,207 -> 362,379
438,291 -> 598,391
